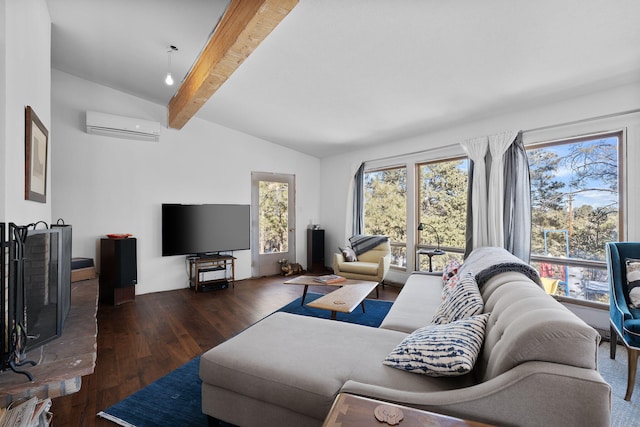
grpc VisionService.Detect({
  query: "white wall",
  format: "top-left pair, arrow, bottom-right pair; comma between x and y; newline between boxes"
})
0,0 -> 6,219
320,80 -> 640,283
51,70 -> 321,295
1,0 -> 51,224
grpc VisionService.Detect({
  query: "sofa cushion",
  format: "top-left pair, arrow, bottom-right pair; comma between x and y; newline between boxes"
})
477,271 -> 600,382
441,273 -> 460,300
432,272 -> 483,324
200,312 -> 470,422
379,273 -> 443,333
383,313 -> 490,376
625,258 -> 640,307
442,258 -> 460,283
340,246 -> 357,262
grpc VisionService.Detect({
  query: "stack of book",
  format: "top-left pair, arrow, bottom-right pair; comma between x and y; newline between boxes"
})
313,274 -> 347,284
0,397 -> 52,427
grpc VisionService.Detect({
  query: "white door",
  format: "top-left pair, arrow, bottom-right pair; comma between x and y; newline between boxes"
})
251,172 -> 296,277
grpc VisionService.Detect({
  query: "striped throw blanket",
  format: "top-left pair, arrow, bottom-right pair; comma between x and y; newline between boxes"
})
349,235 -> 389,256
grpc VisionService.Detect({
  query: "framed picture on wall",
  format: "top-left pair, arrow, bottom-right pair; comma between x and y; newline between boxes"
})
25,105 -> 48,203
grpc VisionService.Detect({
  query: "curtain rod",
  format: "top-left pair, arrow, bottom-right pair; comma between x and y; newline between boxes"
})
363,108 -> 640,165
363,144 -> 449,165
523,108 -> 640,134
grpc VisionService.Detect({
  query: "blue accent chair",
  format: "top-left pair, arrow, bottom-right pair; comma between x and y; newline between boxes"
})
606,242 -> 640,401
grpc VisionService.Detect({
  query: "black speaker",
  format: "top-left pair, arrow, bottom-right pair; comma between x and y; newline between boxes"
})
100,237 -> 137,305
307,229 -> 325,273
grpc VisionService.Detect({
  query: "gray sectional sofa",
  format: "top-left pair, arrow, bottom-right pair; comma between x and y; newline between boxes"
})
200,247 -> 611,426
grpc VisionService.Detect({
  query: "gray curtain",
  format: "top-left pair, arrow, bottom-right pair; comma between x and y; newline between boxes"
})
352,162 -> 365,236
503,131 -> 531,261
463,131 -> 531,261
464,159 -> 475,259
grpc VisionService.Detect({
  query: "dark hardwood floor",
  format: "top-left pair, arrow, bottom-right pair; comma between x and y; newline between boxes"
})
51,275 -> 401,426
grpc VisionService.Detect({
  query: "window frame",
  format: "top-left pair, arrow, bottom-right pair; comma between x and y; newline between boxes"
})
525,129 -> 624,306
363,165 -> 408,269
415,156 -> 469,271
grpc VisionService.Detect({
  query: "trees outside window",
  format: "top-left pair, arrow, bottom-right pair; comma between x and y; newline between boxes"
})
359,131 -> 621,304
417,159 -> 468,271
528,133 -> 621,303
364,167 -> 407,267
258,180 -> 289,254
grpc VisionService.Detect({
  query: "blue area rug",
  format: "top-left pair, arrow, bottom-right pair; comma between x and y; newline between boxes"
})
97,293 -> 392,426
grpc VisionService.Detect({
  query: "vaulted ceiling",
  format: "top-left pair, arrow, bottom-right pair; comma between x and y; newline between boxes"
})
47,0 -> 640,157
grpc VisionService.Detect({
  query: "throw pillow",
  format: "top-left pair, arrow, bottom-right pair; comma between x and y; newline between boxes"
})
432,272 -> 483,324
383,313 -> 490,376
626,258 -> 640,307
442,258 -> 461,283
340,246 -> 357,262
441,272 -> 460,300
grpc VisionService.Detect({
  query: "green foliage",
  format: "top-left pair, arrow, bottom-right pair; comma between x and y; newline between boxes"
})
418,160 -> 468,248
529,150 -> 565,213
359,137 -> 619,274
364,168 -> 407,242
258,181 -> 288,254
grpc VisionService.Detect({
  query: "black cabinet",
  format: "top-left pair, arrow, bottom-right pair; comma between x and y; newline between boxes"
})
100,237 -> 137,305
307,229 -> 325,273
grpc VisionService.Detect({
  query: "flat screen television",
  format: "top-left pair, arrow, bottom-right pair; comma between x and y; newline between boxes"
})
162,204 -> 251,256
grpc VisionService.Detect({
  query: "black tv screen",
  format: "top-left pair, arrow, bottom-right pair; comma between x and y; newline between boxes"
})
162,204 -> 251,256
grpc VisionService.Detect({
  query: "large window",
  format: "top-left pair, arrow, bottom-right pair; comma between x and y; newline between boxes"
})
527,133 -> 622,304
417,158 -> 468,271
364,167 -> 407,267
359,130 -> 622,306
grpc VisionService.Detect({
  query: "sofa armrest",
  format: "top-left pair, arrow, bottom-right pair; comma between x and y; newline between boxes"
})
340,361 -> 610,427
378,254 -> 391,278
333,252 -> 346,274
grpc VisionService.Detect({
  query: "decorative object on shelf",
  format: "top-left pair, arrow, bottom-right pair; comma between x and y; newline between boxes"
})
417,222 -> 445,254
25,106 -> 48,203
106,233 -> 133,239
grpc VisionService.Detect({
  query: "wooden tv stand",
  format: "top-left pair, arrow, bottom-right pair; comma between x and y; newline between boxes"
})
188,255 -> 236,292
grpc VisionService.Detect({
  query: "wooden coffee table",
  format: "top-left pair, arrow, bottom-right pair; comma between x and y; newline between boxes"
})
305,281 -> 378,320
283,275 -> 379,319
283,275 -> 378,305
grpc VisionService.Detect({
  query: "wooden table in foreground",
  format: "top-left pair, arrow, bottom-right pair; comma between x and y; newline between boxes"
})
323,393 -> 496,427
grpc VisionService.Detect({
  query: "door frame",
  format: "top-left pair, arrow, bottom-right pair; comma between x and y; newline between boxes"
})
251,172 -> 296,277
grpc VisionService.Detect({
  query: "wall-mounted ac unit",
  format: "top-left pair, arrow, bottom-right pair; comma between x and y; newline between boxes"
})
86,111 -> 161,142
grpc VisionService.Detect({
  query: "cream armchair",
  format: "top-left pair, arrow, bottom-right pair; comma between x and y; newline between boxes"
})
333,240 -> 391,297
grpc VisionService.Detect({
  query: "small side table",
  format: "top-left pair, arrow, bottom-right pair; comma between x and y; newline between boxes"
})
323,393 -> 495,427
416,248 -> 446,272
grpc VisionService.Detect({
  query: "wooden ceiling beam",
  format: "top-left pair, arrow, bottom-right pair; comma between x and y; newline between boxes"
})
167,0 -> 298,129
